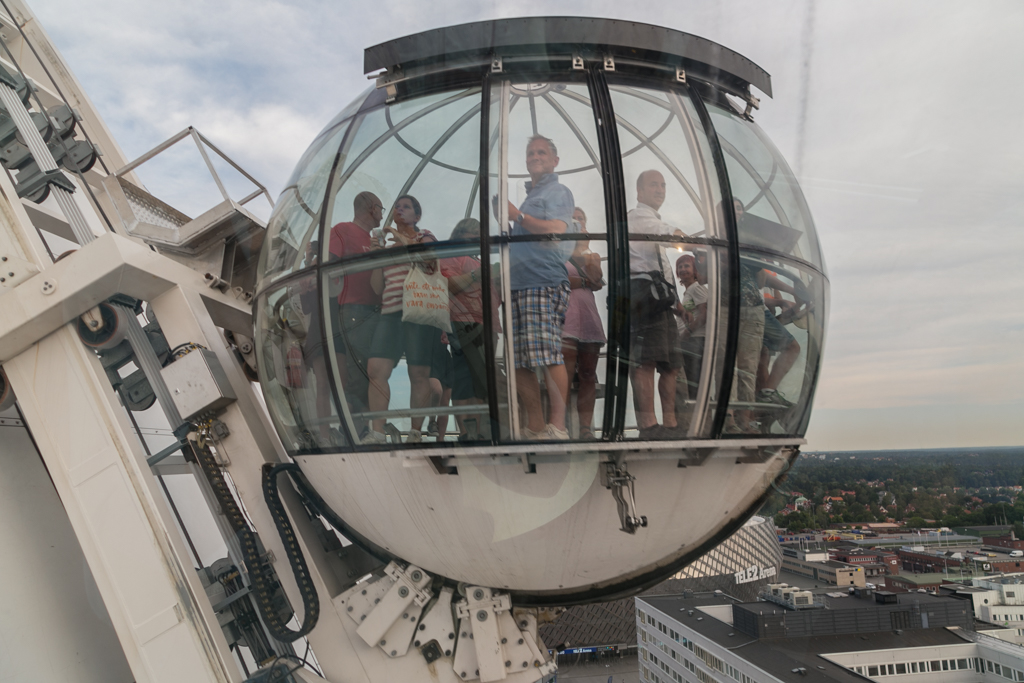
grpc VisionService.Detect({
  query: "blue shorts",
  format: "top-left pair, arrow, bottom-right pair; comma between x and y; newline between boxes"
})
762,308 -> 795,353
511,283 -> 571,369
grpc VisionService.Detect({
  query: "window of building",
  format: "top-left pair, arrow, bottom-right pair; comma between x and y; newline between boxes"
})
896,663 -> 907,674
868,666 -> 879,677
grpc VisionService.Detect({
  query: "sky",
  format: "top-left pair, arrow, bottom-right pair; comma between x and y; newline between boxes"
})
27,0 -> 1024,451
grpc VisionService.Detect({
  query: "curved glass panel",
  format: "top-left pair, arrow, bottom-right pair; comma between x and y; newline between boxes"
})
258,120 -> 352,289
255,273 -> 347,454
487,80 -> 609,442
318,87 -> 484,445
324,87 -> 482,253
322,242 -> 490,445
706,99 -> 825,272
609,83 -> 727,440
723,250 -> 828,437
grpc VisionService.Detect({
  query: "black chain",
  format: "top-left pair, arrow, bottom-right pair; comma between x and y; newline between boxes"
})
189,437 -> 319,642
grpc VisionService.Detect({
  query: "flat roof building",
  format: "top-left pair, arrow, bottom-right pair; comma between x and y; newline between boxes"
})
634,588 -> 1024,683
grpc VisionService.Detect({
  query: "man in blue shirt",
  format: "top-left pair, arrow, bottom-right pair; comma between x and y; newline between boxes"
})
506,135 -> 577,440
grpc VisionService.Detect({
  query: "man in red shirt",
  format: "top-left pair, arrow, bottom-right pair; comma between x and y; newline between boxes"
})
327,191 -> 383,418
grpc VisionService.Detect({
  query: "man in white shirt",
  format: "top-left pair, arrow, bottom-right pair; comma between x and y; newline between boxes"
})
627,170 -> 688,439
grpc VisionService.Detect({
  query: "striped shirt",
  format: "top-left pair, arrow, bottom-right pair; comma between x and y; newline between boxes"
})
380,228 -> 436,314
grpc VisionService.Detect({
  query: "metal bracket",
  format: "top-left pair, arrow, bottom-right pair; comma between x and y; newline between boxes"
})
453,588 -> 555,682
571,52 -> 584,70
676,67 -> 687,83
0,252 -> 39,289
414,585 -> 457,661
339,561 -> 433,657
375,71 -> 401,102
743,94 -> 761,119
603,55 -> 615,71
678,447 -> 714,468
491,56 -> 503,73
601,462 -> 647,534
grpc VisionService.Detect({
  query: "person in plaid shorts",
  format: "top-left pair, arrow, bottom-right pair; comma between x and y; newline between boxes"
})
506,135 -> 577,440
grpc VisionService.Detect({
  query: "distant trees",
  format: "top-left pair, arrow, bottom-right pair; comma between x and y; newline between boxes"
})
761,449 -> 1024,530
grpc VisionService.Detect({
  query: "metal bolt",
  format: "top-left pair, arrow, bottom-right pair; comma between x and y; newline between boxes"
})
411,570 -> 423,581
475,670 -> 479,677
360,615 -> 366,621
402,612 -> 409,619
449,632 -> 455,639
534,660 -> 541,666
461,673 -> 466,678
522,662 -> 528,668
501,637 -> 507,644
374,598 -> 380,604
414,640 -> 421,647
1,256 -> 6,261
520,620 -> 528,628
347,606 -> 353,612
518,638 -> 524,645
361,589 -> 367,595
390,650 -> 396,656
398,587 -> 409,598
473,588 -> 485,600
380,640 -> 386,646
505,660 -> 511,667
445,649 -> 452,656
477,610 -> 488,622
419,623 -> 426,631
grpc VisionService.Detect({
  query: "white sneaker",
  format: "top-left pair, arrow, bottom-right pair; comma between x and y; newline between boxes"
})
522,426 -> 546,440
407,429 -> 423,444
361,429 -> 386,445
545,424 -> 570,440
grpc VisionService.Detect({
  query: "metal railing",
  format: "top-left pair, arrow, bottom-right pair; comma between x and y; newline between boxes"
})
115,126 -> 274,212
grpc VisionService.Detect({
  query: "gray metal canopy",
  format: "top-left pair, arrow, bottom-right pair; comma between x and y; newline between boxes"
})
364,16 -> 772,98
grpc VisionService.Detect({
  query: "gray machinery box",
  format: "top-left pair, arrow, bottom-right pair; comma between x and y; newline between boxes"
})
160,349 -> 236,420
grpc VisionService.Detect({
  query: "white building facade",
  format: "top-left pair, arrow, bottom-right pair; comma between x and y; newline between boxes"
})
637,595 -> 1024,683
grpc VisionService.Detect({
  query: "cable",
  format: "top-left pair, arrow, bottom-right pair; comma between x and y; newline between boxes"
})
189,437 -> 319,643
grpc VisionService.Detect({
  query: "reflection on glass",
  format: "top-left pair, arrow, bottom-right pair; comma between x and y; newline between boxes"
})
489,80 -> 609,442
323,242 -> 488,445
610,83 -> 722,439
313,86 -> 484,446
706,99 -> 824,271
325,87 -> 482,256
259,120 -> 351,287
724,249 -> 827,436
256,273 -> 345,454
